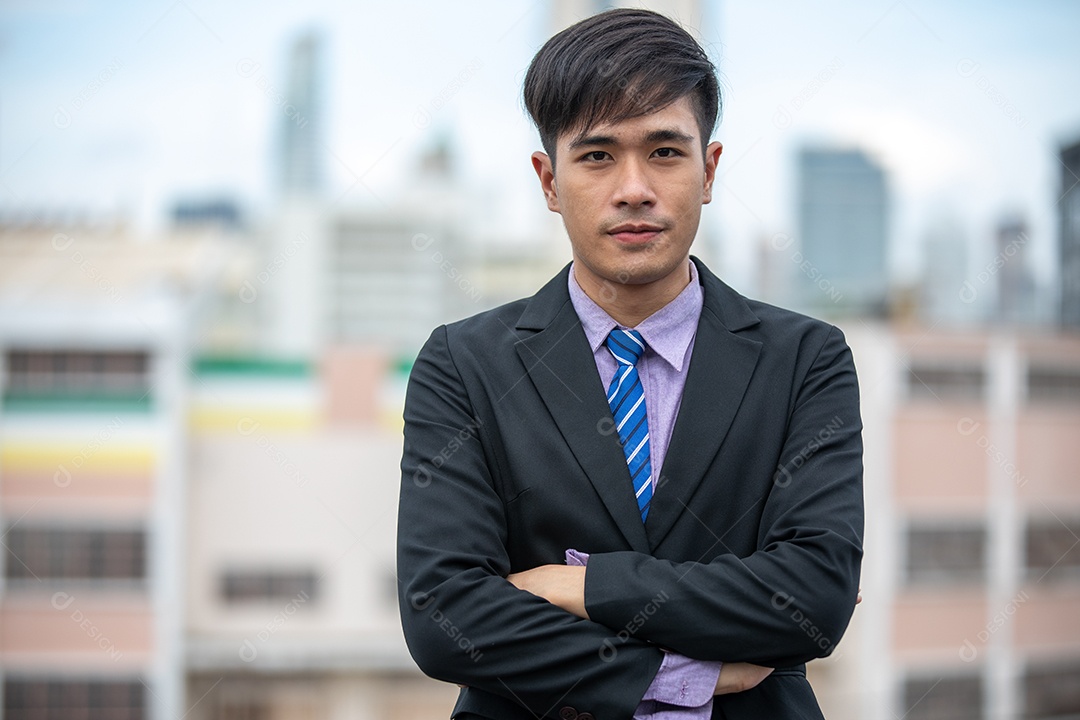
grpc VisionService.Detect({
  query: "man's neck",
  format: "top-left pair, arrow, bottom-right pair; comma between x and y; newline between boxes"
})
574,258 -> 693,328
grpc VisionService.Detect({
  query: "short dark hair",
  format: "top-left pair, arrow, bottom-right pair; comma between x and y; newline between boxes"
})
523,8 -> 720,162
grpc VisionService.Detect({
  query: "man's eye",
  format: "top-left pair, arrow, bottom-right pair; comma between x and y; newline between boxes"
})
584,151 -> 609,162
654,147 -> 681,158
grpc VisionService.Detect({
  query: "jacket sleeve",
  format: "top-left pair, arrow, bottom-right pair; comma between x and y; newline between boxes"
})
584,325 -> 864,668
397,325 -> 665,719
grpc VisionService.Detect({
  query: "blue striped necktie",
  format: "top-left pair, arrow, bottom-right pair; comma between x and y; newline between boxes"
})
605,329 -> 652,522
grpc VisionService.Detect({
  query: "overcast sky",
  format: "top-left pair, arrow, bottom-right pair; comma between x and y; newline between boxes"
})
2,0 -> 1079,293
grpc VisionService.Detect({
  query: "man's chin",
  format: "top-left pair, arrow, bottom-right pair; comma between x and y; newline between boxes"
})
605,265 -> 677,287
613,255 -> 689,284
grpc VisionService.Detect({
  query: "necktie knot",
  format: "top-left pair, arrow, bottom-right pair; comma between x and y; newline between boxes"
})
606,329 -> 646,366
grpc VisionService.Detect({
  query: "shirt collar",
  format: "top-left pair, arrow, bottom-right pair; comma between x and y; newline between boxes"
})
567,260 -> 704,373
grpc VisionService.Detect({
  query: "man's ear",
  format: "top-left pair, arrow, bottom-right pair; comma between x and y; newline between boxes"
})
702,141 -> 723,205
531,151 -> 560,214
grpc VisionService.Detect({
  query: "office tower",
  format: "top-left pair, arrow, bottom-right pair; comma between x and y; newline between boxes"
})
259,30 -> 328,359
994,215 -> 1038,326
280,31 -> 323,198
797,147 -> 889,316
919,214 -> 972,326
1060,138 -> 1080,331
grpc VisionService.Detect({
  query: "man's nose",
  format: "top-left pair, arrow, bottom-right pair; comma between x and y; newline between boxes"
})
612,158 -> 657,207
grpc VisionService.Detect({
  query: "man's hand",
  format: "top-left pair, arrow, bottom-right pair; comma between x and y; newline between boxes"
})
507,565 -> 589,619
713,586 -> 862,696
714,662 -> 773,695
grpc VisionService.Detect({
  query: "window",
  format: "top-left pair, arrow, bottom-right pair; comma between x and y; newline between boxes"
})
1024,660 -> 1080,718
901,673 -> 982,720
5,349 -> 150,397
220,569 -> 318,603
1026,518 -> 1080,580
1028,366 -> 1080,404
4,527 -> 145,581
213,701 -> 271,720
907,362 -> 985,402
906,524 -> 986,585
4,679 -> 144,720
191,677 -> 323,720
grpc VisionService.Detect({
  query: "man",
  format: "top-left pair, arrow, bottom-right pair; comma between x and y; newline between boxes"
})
398,8 -> 863,719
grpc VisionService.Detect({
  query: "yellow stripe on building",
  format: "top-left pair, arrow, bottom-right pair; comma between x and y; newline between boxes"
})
189,408 -> 318,433
0,444 -> 156,474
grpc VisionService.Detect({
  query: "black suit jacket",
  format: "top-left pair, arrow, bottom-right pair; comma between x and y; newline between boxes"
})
398,258 -> 864,719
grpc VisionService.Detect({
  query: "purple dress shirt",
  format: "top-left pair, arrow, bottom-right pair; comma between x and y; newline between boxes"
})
567,262 -> 722,719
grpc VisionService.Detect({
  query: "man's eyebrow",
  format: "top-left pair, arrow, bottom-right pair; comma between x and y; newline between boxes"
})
568,128 -> 697,150
644,128 -> 695,145
568,133 -> 618,150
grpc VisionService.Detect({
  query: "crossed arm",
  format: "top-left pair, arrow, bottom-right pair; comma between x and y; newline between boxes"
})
507,563 -> 861,695
507,564 -> 777,695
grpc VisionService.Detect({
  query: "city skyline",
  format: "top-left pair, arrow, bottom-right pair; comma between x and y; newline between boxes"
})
1,1 -> 1079,301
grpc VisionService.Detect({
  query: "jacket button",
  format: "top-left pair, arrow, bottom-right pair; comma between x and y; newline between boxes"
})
559,708 -> 577,720
578,714 -> 595,720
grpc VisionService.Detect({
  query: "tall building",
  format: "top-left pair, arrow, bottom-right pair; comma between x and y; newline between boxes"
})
919,214 -> 972,326
797,147 -> 889,316
994,215 -> 1038,326
258,29 -> 328,360
1059,138 -> 1080,331
280,31 -> 324,198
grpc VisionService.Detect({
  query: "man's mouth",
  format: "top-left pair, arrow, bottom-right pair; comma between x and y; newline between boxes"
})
607,223 -> 664,244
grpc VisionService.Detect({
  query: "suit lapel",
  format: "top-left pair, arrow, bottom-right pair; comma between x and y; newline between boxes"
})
645,260 -> 763,549
514,268 -> 650,553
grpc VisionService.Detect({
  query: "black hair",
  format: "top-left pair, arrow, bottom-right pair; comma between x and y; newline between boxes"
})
523,8 -> 720,162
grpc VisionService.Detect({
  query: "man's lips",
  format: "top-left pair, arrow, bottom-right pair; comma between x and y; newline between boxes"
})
607,223 -> 665,243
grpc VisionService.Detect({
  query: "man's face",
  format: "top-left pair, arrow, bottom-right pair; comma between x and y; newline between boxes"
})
532,95 -> 723,293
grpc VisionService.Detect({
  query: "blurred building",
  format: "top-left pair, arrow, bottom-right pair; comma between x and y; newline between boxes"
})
172,199 -> 246,232
1059,138 -> 1080,332
0,218 -> 458,720
919,214 -> 973,327
797,147 -> 890,317
993,215 -> 1039,327
817,324 -> 1080,720
280,31 -> 324,199
184,353 -> 454,719
0,220 -> 230,720
322,133 -> 563,357
250,27 -> 331,363
327,207 -> 458,354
